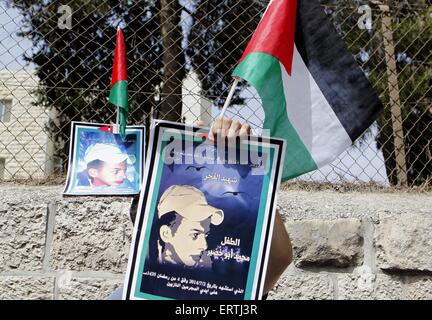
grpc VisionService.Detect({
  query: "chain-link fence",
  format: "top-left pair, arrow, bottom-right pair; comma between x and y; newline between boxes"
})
0,0 -> 430,187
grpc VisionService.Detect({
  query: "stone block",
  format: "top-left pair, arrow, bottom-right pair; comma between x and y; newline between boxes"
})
56,275 -> 123,300
375,213 -> 432,271
0,203 -> 46,271
337,266 -> 404,299
50,199 -> 133,273
405,276 -> 432,300
286,219 -> 363,267
268,272 -> 334,300
0,276 -> 54,300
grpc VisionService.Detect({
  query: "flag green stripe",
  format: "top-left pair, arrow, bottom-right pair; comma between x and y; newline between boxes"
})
109,80 -> 128,136
109,80 -> 129,111
233,52 -> 318,180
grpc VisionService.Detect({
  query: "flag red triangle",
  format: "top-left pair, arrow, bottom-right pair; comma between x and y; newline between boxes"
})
110,28 -> 128,87
98,126 -> 114,133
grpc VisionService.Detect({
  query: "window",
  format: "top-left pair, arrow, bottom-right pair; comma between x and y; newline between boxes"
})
0,99 -> 12,122
0,158 -> 5,180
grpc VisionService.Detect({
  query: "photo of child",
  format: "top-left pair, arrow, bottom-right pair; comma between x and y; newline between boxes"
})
77,143 -> 134,188
63,122 -> 145,196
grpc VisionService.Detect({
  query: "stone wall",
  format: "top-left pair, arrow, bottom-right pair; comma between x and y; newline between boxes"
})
1,185 -> 431,300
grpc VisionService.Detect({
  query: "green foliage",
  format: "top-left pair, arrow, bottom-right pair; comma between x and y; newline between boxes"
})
187,0 -> 262,107
9,0 -> 164,170
7,0 -> 431,184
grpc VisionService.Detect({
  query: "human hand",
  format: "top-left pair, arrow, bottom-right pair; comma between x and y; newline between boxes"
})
196,117 -> 251,142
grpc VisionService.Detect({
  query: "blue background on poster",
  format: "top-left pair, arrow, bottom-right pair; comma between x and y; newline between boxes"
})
141,138 -> 266,300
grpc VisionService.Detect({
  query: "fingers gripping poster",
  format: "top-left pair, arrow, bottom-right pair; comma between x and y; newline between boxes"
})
124,121 -> 285,300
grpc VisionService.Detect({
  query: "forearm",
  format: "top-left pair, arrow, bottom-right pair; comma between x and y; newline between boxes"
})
263,209 -> 293,295
196,118 -> 292,295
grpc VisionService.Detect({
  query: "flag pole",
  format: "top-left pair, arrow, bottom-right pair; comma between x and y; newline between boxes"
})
209,77 -> 239,139
217,77 -> 239,120
112,25 -> 123,135
114,108 -> 120,134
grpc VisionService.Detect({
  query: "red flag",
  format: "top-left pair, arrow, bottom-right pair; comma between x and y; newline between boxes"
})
110,27 -> 128,87
109,27 -> 129,136
98,125 -> 114,133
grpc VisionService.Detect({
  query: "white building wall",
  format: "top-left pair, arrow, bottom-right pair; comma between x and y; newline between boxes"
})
181,70 -> 212,125
0,70 -> 50,179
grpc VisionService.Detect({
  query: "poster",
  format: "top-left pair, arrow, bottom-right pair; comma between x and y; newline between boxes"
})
124,120 -> 285,300
63,121 -> 145,196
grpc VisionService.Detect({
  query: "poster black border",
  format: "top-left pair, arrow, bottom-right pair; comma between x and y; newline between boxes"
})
125,120 -> 285,300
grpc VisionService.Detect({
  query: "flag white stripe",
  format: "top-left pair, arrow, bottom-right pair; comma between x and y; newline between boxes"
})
280,46 -> 352,168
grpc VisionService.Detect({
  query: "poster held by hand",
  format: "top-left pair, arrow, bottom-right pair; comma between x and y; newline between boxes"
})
123,120 -> 285,300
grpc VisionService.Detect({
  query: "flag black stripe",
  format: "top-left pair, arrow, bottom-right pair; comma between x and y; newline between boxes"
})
294,0 -> 383,141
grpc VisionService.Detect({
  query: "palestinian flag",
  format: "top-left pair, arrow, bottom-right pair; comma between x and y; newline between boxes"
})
232,0 -> 383,181
109,27 -> 129,136
98,125 -> 114,133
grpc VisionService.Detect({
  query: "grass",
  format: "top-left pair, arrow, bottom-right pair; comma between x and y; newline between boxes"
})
1,175 -> 430,193
280,180 -> 431,193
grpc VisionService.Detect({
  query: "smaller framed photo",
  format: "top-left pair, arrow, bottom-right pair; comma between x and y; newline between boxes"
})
63,121 -> 146,196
